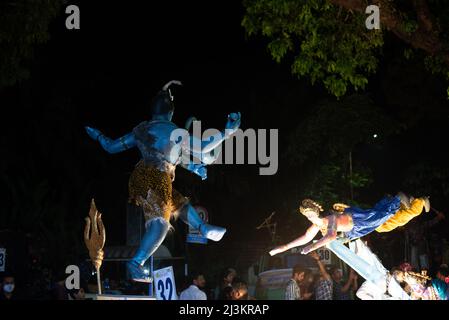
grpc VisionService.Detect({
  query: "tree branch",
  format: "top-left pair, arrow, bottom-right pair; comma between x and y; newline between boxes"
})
412,0 -> 434,32
329,0 -> 449,64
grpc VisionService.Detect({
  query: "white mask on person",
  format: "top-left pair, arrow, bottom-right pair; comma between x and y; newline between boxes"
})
3,284 -> 15,293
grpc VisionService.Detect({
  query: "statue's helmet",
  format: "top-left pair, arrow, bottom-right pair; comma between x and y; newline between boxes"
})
150,90 -> 174,116
150,80 -> 182,116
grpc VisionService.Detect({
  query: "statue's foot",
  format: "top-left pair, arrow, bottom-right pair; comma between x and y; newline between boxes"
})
200,224 -> 226,242
397,192 -> 411,209
127,261 -> 152,283
423,196 -> 430,213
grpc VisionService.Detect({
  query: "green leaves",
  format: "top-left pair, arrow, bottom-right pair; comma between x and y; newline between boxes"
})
286,94 -> 394,164
0,0 -> 63,87
283,95 -> 393,206
402,19 -> 419,34
242,0 -> 383,97
268,35 -> 293,62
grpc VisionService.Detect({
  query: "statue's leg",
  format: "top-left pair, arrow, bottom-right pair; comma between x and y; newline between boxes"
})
127,162 -> 174,282
328,240 -> 410,300
178,204 -> 226,242
376,197 -> 427,233
327,240 -> 385,285
127,217 -> 169,283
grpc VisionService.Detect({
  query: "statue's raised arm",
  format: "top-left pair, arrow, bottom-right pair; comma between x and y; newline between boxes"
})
85,127 -> 136,154
85,80 -> 233,283
180,112 -> 241,162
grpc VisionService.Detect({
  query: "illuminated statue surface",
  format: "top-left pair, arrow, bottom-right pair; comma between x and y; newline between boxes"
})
269,193 -> 429,256
338,240 -> 438,300
86,80 -> 241,282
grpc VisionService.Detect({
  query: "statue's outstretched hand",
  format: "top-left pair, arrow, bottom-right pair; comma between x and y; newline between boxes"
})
300,246 -> 311,255
225,112 -> 241,138
184,162 -> 208,180
194,164 -> 207,180
85,126 -> 102,141
269,247 -> 284,256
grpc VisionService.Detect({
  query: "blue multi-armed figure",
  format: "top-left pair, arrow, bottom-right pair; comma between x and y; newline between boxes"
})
86,80 -> 241,282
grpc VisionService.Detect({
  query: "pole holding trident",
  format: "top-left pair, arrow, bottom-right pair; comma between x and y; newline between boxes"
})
84,199 -> 106,295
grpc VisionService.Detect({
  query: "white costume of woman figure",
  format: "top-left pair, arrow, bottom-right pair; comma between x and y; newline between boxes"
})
326,239 -> 411,300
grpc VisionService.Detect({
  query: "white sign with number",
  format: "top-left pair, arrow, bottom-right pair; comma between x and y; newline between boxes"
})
317,248 -> 332,265
153,266 -> 178,300
0,248 -> 5,272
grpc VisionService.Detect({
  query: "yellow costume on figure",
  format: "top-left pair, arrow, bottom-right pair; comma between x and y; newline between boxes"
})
375,198 -> 428,233
128,160 -> 188,223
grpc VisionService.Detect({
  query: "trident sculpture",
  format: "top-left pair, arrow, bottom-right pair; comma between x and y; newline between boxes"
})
84,199 -> 106,294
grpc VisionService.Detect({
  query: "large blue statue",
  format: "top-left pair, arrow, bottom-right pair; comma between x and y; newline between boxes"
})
86,80 -> 241,282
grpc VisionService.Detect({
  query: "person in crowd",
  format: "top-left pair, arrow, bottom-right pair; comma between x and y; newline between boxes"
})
431,264 -> 449,300
179,271 -> 207,300
285,264 -> 311,300
301,269 -> 313,300
231,280 -> 255,300
408,209 -> 445,271
0,274 -> 19,300
330,266 -> 358,300
68,287 -> 86,300
309,252 -> 333,300
51,270 -> 69,300
221,286 -> 234,300
216,268 -> 237,299
349,268 -> 359,299
300,272 -> 315,300
442,239 -> 449,266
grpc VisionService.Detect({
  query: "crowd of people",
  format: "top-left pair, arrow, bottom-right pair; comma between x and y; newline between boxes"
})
2,259 -> 448,300
2,233 -> 449,301
178,267 -> 255,300
285,252 -> 359,300
282,252 -> 449,300
0,272 -> 89,300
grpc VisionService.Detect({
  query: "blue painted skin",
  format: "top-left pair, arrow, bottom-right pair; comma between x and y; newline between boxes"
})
86,81 -> 241,282
85,111 -> 240,180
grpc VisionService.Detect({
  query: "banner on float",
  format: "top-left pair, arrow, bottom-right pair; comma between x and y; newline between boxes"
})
186,234 -> 208,244
154,266 -> 178,300
186,205 -> 208,245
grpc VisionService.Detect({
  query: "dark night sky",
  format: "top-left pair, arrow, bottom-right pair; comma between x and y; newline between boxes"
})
2,0 -> 449,272
4,0 -> 310,249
